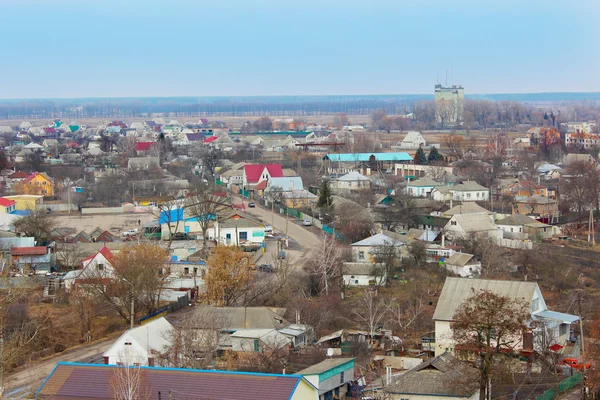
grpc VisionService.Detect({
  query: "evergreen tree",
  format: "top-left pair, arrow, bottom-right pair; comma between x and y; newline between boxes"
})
414,147 -> 427,165
317,180 -> 334,209
427,146 -> 442,163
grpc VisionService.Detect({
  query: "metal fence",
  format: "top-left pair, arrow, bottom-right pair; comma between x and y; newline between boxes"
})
535,373 -> 583,400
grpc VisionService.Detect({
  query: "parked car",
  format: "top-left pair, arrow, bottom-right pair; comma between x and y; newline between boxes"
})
561,358 -> 591,369
121,229 -> 139,237
172,232 -> 190,241
264,225 -> 273,233
248,202 -> 256,208
258,264 -> 274,273
302,220 -> 312,226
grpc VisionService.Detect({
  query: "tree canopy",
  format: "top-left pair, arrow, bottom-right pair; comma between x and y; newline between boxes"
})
414,147 -> 427,165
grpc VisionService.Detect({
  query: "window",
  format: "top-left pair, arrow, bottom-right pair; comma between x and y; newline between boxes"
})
355,280 -> 359,284
532,298 -> 539,312
560,324 -> 568,336
184,267 -> 190,276
194,267 -> 198,276
253,339 -> 260,352
358,251 -> 365,260
451,221 -> 457,226
340,371 -> 344,384
466,193 -> 471,199
239,231 -> 248,240
97,263 -> 104,271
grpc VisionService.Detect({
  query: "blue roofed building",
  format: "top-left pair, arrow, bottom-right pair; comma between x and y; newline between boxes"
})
323,152 -> 412,175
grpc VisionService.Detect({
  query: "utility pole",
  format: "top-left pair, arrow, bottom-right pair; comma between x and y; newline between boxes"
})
579,289 -> 588,399
0,317 -> 4,398
130,289 -> 135,330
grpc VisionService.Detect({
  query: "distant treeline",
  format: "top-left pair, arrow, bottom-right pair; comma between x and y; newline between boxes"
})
0,93 -> 599,120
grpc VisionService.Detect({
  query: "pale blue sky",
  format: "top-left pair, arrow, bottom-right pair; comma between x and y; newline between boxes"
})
0,0 -> 598,98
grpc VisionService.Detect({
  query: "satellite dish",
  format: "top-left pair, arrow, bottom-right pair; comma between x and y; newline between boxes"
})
326,348 -> 334,357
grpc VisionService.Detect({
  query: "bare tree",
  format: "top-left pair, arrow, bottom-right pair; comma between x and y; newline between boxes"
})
110,363 -> 151,400
353,289 -> 390,346
185,192 -> 232,257
303,233 -> 344,295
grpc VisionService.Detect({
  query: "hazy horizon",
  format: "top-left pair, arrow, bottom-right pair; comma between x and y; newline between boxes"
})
1,0 -> 599,98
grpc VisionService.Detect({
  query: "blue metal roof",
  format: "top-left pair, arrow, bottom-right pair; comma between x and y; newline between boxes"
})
534,310 -> 579,324
324,152 -> 413,162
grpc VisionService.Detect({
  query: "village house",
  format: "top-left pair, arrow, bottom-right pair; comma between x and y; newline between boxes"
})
328,171 -> 371,191
343,233 -> 404,287
229,329 -> 292,354
405,177 -> 444,197
513,195 -> 558,217
448,180 -> 489,202
323,152 -> 413,176
499,179 -> 548,200
18,172 -> 54,196
209,211 -> 265,248
103,317 -> 174,366
242,163 -> 284,189
298,358 -> 355,400
37,363 -> 318,400
0,198 -> 17,214
395,131 -> 427,149
63,246 -> 116,290
442,252 -> 481,277
496,214 -> 559,241
11,246 -> 53,273
371,352 -> 479,400
433,277 -> 579,357
444,213 -> 501,243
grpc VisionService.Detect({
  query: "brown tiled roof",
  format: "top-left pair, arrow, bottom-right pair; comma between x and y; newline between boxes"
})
38,363 -> 310,400
11,246 -> 47,256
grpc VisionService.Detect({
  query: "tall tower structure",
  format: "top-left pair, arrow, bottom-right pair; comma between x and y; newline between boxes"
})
434,84 -> 464,126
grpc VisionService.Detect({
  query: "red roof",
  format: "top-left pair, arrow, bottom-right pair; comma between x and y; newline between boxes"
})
43,127 -> 56,133
82,246 -> 114,264
254,180 -> 268,190
243,164 -> 284,183
0,198 -> 16,208
9,171 -> 29,179
204,136 -> 218,143
11,246 -> 47,256
135,141 -> 155,151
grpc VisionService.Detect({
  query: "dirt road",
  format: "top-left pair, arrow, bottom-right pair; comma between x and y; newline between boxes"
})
4,337 -> 115,398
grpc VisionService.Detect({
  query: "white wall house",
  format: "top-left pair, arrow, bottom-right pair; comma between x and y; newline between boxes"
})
397,131 -> 427,149
443,252 -> 481,278
433,277 -> 579,357
210,214 -> 265,246
229,329 -> 292,353
444,214 -> 502,243
103,317 -> 174,366
405,178 -> 443,197
329,172 -> 371,191
450,181 -> 489,202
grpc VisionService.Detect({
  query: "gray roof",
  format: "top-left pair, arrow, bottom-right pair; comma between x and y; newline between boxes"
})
445,252 -> 476,267
433,277 -> 538,321
452,180 -> 488,191
191,306 -> 289,330
406,177 -> 442,187
384,352 -> 478,397
267,176 -> 304,191
297,358 -> 355,376
443,202 -> 492,217
450,213 -> 496,232
337,171 -> 370,181
496,214 -> 539,226
343,262 -> 378,276
351,233 -> 404,247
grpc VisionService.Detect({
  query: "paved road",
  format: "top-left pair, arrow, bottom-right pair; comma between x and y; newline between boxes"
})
241,200 -> 321,251
4,336 -> 116,398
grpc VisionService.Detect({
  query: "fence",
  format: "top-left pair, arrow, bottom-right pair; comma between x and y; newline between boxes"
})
535,373 -> 583,400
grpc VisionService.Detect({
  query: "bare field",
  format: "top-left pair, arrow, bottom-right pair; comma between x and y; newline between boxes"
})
55,212 -> 155,234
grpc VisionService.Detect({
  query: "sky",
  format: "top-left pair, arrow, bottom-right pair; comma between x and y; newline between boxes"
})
0,0 -> 599,98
